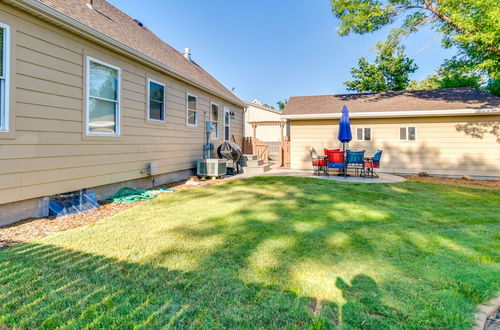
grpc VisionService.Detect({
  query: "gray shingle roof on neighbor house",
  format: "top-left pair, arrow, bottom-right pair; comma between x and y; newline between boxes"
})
283,88 -> 500,116
36,0 -> 242,106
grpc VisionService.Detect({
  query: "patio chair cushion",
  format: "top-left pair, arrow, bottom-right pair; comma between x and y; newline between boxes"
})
373,150 -> 383,165
365,162 -> 379,168
328,162 -> 345,168
346,150 -> 365,164
326,150 -> 345,168
313,159 -> 327,166
324,148 -> 340,155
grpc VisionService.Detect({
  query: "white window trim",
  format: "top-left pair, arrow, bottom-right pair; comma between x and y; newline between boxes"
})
210,101 -> 219,139
0,22 -> 10,132
147,78 -> 166,122
399,126 -> 417,141
86,56 -> 121,136
186,92 -> 198,127
356,127 -> 372,141
224,106 -> 231,141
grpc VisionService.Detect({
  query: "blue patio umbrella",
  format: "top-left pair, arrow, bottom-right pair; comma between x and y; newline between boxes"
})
338,105 -> 352,150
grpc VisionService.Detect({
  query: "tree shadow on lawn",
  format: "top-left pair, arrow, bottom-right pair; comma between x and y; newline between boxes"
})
161,177 -> 499,327
0,243 -> 341,328
1,176 -> 499,328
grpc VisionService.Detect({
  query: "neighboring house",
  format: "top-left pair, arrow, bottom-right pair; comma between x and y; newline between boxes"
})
0,0 -> 245,225
282,88 -> 500,178
244,100 -> 285,159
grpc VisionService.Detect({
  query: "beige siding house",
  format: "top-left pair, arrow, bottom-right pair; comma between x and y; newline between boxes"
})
0,0 -> 245,225
244,100 -> 284,141
283,88 -> 500,178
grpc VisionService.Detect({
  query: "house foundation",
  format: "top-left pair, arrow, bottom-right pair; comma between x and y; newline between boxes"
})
0,168 -> 194,227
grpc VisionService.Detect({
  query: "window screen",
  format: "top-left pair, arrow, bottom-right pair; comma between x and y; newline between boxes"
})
400,127 -> 407,140
408,126 -> 416,141
211,103 -> 219,139
149,81 -> 165,121
0,25 -> 8,131
364,128 -> 371,141
88,60 -> 120,134
187,94 -> 197,126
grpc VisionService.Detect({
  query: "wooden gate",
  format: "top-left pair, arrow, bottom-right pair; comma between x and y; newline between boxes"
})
242,137 -> 270,162
254,138 -> 269,163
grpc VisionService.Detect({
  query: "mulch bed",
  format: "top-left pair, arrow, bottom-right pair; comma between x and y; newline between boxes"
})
403,175 -> 500,190
0,177 -> 227,249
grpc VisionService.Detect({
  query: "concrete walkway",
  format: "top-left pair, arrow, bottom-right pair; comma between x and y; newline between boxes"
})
236,167 -> 406,183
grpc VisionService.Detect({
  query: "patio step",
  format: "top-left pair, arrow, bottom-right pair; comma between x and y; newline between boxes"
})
246,159 -> 264,167
240,155 -> 263,167
243,154 -> 258,161
240,155 -> 271,174
243,163 -> 271,175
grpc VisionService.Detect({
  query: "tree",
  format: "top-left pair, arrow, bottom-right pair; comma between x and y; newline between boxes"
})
408,57 -> 500,96
330,0 -> 500,79
277,99 -> 288,110
345,40 -> 417,93
408,58 -> 483,90
486,79 -> 500,96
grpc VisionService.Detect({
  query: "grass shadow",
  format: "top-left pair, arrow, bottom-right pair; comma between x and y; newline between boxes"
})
0,243 -> 339,328
1,176 -> 499,328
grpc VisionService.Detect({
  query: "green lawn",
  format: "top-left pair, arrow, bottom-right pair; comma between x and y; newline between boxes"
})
1,177 -> 499,329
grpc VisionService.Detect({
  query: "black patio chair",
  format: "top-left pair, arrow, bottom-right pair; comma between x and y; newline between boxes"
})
365,150 -> 383,178
309,148 -> 328,176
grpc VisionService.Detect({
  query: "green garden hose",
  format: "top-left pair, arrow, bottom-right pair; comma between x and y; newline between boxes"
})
102,187 -> 157,204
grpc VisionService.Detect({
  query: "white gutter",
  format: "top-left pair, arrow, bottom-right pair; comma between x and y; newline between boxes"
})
281,108 -> 500,120
6,0 -> 245,108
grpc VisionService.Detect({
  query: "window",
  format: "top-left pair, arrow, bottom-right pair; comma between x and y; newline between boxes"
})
400,126 -> 416,141
86,57 -> 120,135
210,102 -> 219,139
0,23 -> 10,132
224,107 -> 230,141
148,79 -> 165,121
356,127 -> 371,141
187,93 -> 198,126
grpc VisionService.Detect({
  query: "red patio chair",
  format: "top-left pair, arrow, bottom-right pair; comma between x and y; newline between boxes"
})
310,148 -> 328,176
324,148 -> 340,156
326,150 -> 345,176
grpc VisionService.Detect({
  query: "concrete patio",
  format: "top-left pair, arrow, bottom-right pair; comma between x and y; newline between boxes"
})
237,166 -> 406,183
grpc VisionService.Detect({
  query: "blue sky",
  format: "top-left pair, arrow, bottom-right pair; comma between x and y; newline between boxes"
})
109,0 -> 456,107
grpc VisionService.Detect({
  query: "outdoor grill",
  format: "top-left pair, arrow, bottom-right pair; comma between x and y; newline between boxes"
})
217,141 -> 243,175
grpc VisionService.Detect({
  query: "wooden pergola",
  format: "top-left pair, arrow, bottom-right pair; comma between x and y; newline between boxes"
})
249,121 -> 289,167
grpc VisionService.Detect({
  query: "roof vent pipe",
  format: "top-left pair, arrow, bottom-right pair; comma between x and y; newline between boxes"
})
183,48 -> 191,61
86,0 -> 95,10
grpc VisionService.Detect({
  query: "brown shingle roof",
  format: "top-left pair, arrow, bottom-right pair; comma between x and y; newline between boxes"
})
283,88 -> 500,116
37,0 -> 242,105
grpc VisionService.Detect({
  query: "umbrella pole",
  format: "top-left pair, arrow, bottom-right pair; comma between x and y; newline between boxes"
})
343,142 -> 347,177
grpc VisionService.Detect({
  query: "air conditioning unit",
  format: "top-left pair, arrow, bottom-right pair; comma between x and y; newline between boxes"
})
197,159 -> 227,178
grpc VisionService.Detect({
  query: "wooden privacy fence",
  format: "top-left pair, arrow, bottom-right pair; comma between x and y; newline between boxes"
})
242,137 -> 253,154
283,136 -> 291,167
